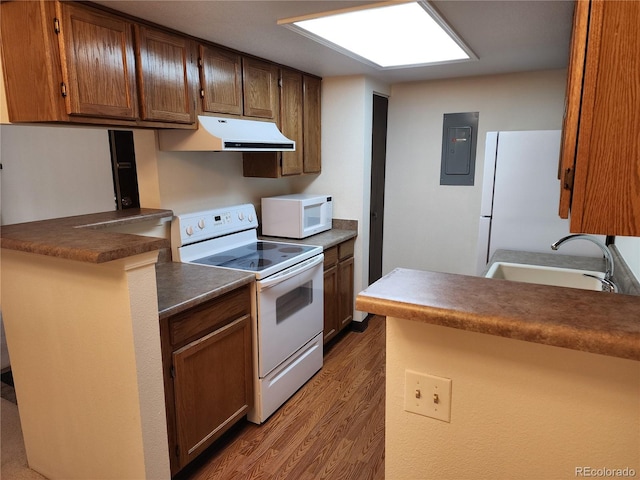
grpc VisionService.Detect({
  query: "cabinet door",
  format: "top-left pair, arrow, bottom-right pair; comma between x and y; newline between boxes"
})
199,45 -> 243,115
558,0 -> 589,219
135,25 -> 195,124
242,58 -> 279,120
280,69 -> 304,176
172,314 -> 252,469
338,256 -> 354,330
560,0 -> 640,235
57,2 -> 138,119
323,264 -> 338,344
303,75 -> 322,174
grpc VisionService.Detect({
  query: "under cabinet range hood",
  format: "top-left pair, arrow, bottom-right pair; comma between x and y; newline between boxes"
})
158,116 -> 295,152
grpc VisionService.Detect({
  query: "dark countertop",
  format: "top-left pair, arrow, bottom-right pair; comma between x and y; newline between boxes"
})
1,210 -> 356,317
486,249 -> 607,273
156,262 -> 255,319
260,219 -> 358,249
357,264 -> 640,361
0,209 -> 173,263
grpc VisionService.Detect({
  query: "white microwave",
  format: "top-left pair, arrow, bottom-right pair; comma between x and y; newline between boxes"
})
261,194 -> 333,239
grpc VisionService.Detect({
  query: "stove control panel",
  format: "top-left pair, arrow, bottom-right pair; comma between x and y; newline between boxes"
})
172,204 -> 258,247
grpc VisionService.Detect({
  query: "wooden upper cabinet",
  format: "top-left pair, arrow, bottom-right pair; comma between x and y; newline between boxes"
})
57,2 -> 138,120
0,0 -> 319,133
198,45 -> 243,115
242,71 -> 322,178
280,68 -> 304,176
0,0 -> 138,123
242,57 -> 279,120
135,25 -> 195,124
559,0 -> 640,236
303,75 -> 322,174
558,0 -> 589,220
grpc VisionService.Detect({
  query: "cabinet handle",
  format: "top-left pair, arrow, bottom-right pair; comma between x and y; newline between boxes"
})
53,18 -> 60,34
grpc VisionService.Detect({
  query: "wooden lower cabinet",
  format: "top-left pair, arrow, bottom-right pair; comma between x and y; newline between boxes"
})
323,239 -> 355,344
160,285 -> 253,475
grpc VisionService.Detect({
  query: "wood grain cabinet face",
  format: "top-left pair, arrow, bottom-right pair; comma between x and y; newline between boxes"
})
303,75 -> 322,174
242,70 -> 322,178
323,247 -> 339,344
172,314 -> 252,468
58,2 -> 138,120
0,1 -> 138,122
242,57 -> 279,120
337,240 -> 355,329
280,68 -> 305,176
134,25 -> 195,124
559,0 -> 640,236
160,286 -> 253,475
199,45 -> 243,115
322,240 -> 355,345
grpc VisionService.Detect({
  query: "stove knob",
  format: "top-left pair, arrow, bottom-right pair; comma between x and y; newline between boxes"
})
248,213 -> 254,222
198,219 -> 206,229
238,212 -> 245,221
185,225 -> 194,236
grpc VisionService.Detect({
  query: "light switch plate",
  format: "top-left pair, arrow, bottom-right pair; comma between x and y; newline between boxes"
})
404,370 -> 452,422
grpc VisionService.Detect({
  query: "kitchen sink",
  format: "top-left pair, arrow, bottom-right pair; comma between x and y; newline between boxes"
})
484,262 -> 606,291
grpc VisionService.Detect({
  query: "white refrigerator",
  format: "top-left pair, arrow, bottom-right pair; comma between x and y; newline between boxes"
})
476,130 -> 603,275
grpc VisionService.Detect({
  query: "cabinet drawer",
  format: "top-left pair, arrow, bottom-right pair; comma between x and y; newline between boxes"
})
324,246 -> 338,268
170,285 -> 251,346
338,239 -> 355,260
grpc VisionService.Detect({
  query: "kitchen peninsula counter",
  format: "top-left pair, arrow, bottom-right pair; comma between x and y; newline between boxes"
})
356,267 -> 640,361
0,208 -> 173,263
2,208 -> 175,478
372,267 -> 640,479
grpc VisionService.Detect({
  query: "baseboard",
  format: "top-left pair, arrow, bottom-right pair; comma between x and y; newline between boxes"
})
350,314 -> 373,333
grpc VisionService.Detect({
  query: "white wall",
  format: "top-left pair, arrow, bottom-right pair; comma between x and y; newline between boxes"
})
617,236 -> 640,282
2,250 -> 169,479
384,69 -> 568,276
301,75 -> 391,321
147,143 -> 300,215
0,125 -> 115,225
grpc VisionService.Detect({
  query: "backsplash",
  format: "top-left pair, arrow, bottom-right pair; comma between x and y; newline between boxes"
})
612,239 -> 640,295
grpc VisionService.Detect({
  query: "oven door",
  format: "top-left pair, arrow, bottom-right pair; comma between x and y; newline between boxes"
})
256,254 -> 324,377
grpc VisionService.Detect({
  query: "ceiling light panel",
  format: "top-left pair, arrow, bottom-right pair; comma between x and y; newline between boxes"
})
280,1 -> 474,69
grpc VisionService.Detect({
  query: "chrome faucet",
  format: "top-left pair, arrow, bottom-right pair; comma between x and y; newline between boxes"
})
550,234 -> 618,292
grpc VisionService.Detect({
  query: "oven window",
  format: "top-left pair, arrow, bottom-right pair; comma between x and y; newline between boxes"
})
276,280 -> 313,323
304,204 -> 321,229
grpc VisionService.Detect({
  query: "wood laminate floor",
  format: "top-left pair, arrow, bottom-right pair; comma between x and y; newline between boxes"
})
179,315 -> 386,480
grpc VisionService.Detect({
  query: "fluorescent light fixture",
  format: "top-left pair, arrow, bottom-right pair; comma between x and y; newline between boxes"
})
279,1 -> 475,69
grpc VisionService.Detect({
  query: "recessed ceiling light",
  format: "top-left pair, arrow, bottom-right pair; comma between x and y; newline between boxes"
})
279,1 -> 476,69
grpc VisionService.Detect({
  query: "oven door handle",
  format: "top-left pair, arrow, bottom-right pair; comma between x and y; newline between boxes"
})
258,254 -> 324,290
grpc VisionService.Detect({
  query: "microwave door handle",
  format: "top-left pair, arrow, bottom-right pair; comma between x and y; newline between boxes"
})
259,254 -> 323,290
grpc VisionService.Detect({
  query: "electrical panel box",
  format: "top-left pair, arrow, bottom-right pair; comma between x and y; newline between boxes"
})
440,112 -> 479,186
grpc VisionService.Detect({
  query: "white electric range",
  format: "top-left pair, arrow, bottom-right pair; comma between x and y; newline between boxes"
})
171,204 -> 324,423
